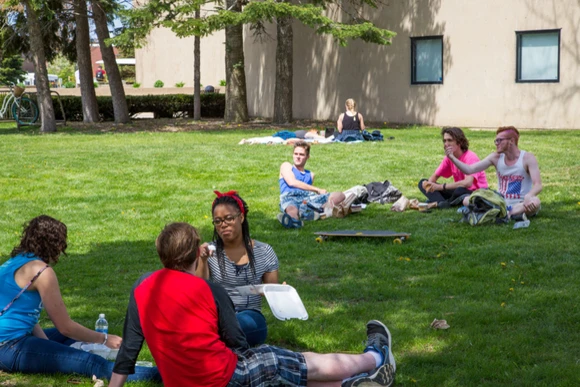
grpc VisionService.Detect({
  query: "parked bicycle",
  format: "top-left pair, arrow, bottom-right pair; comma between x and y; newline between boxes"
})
0,83 -> 39,125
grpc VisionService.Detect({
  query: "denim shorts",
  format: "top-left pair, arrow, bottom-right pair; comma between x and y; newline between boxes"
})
280,191 -> 329,212
228,345 -> 307,387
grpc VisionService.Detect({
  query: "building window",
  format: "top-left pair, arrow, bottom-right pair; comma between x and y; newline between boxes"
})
516,29 -> 560,83
411,36 -> 443,84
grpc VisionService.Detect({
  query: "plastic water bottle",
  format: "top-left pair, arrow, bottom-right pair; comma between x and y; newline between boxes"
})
95,313 -> 108,333
299,200 -> 311,220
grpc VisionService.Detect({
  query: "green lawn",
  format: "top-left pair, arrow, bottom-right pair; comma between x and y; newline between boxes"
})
0,121 -> 578,386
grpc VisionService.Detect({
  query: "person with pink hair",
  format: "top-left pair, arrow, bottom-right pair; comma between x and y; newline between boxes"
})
445,126 -> 542,219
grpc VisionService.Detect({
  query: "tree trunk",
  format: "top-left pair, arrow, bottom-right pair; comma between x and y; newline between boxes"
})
22,0 -> 56,132
273,15 -> 293,124
224,0 -> 248,123
91,0 -> 130,123
73,0 -> 100,122
193,9 -> 201,120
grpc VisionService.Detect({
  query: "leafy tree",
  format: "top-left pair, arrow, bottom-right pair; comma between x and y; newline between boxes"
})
2,0 -> 58,132
47,55 -> 75,84
1,0 -> 78,131
0,55 -> 26,85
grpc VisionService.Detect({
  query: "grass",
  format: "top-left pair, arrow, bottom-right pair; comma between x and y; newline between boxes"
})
0,121 -> 579,386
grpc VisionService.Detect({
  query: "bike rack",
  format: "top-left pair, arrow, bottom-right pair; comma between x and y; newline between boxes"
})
14,90 -> 67,130
0,85 -> 67,130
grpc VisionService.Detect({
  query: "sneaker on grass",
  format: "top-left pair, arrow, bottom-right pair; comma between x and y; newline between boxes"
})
365,320 -> 396,372
277,213 -> 303,229
341,360 -> 395,387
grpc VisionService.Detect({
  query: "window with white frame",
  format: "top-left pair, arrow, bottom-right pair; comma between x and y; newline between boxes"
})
411,36 -> 443,84
516,29 -> 560,83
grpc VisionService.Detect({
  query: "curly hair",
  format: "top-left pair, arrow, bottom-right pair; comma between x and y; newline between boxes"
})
441,127 -> 469,152
156,223 -> 200,272
211,193 -> 256,279
11,215 -> 67,264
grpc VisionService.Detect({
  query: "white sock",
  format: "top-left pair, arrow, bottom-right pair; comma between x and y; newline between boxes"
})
367,350 -> 383,367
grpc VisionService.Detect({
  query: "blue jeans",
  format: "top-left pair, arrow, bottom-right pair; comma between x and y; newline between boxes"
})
0,328 -> 160,382
236,310 -> 267,347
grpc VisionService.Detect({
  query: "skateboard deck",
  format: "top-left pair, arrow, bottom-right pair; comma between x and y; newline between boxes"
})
314,230 -> 411,244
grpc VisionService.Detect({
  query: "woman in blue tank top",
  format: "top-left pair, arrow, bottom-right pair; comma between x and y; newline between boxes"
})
0,215 -> 159,381
336,98 -> 366,142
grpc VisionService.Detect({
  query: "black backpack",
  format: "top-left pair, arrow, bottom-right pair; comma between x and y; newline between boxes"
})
364,180 -> 402,204
361,130 -> 384,142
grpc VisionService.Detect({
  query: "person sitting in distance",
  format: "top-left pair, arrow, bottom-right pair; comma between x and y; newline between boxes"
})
418,127 -> 488,208
445,126 -> 542,219
278,141 -> 345,228
335,98 -> 365,142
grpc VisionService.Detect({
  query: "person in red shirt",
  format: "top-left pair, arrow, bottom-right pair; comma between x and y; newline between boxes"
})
95,66 -> 106,81
110,222 -> 397,387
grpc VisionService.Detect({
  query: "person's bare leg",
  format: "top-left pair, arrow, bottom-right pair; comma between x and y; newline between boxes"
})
285,205 -> 300,220
324,192 -> 346,208
303,352 -> 375,382
509,197 -> 540,218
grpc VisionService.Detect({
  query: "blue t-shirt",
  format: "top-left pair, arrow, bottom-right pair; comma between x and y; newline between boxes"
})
0,254 -> 44,342
279,166 -> 312,195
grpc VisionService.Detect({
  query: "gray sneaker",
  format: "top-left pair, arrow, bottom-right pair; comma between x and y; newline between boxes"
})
365,320 -> 396,372
341,359 -> 395,387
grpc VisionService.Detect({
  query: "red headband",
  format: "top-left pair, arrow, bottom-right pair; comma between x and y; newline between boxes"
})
213,190 -> 245,215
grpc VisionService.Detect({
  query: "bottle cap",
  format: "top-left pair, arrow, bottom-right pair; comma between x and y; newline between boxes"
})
99,313 -> 105,318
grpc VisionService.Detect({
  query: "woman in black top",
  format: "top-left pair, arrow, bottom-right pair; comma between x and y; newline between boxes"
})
336,98 -> 365,142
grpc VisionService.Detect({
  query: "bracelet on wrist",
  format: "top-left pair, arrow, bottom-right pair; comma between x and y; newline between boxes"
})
102,332 -> 108,345
443,183 -> 447,190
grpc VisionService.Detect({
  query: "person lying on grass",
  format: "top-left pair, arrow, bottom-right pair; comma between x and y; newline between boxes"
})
418,127 -> 488,208
278,140 -> 346,228
110,222 -> 396,387
446,126 -> 542,220
0,215 -> 160,382
195,190 -> 279,346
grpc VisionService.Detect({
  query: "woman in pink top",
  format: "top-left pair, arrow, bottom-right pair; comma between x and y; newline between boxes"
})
418,127 -> 488,208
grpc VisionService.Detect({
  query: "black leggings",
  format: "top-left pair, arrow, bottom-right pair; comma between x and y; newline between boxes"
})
418,179 -> 472,206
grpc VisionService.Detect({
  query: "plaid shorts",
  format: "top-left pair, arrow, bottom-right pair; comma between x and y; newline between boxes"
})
280,191 -> 329,212
227,345 -> 308,387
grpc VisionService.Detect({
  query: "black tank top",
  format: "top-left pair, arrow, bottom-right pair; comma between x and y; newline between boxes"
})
341,112 -> 361,131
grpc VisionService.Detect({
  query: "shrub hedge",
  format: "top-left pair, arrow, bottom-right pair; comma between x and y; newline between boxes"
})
52,93 -> 225,121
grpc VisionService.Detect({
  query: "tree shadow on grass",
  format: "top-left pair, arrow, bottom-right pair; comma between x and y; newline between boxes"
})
3,197 -> 576,385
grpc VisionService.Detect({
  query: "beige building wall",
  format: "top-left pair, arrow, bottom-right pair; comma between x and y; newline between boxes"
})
136,26 -> 226,89
138,0 -> 580,129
